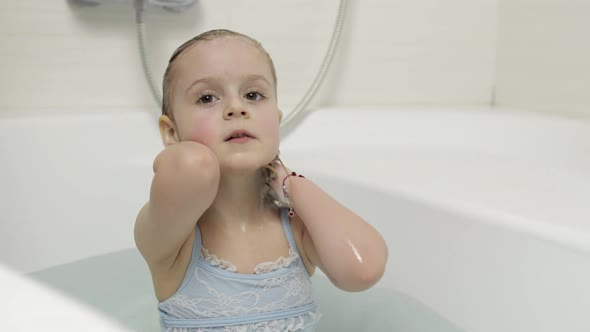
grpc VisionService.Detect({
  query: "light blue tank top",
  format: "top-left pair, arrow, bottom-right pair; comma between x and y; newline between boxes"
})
157,208 -> 319,332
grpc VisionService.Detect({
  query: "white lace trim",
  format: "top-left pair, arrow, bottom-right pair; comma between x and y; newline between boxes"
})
200,247 -> 237,273
166,311 -> 321,332
200,247 -> 298,274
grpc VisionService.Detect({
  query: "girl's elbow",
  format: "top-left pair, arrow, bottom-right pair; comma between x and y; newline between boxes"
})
337,262 -> 386,292
356,263 -> 386,291
353,246 -> 388,291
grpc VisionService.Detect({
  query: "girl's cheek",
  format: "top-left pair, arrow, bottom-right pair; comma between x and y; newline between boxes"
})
182,117 -> 216,145
261,123 -> 281,152
261,115 -> 281,139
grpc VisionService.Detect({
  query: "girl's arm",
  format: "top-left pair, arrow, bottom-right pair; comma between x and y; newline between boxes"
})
134,141 -> 220,271
269,160 -> 388,292
288,175 -> 388,292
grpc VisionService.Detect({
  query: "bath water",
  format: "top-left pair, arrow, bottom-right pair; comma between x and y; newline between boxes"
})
30,249 -> 462,331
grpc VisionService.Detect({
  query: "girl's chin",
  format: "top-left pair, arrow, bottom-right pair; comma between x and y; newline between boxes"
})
219,156 -> 273,173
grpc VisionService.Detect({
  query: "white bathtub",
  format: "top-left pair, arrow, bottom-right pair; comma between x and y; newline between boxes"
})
1,107 -> 589,332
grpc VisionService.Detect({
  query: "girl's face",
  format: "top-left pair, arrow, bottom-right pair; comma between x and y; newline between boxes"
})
166,36 -> 281,173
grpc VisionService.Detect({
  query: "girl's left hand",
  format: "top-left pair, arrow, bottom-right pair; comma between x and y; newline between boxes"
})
266,159 -> 291,207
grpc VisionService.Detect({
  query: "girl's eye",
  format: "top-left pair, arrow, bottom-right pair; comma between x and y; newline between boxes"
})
245,91 -> 263,101
198,94 -> 218,104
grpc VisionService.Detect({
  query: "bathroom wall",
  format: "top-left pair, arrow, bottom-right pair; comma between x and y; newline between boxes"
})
0,0 -> 497,119
495,0 -> 590,119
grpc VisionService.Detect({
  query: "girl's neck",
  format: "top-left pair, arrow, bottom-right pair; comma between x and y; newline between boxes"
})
203,170 -> 271,226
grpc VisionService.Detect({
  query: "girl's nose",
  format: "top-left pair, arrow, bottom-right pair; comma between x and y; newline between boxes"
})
223,101 -> 250,120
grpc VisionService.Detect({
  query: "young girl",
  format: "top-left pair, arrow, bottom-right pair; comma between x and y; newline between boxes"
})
134,29 -> 388,332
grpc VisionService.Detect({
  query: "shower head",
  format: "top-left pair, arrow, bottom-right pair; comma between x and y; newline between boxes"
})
69,0 -> 197,12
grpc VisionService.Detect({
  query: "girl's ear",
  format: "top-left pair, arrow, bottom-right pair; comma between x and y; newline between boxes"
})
278,109 -> 283,123
159,115 -> 180,146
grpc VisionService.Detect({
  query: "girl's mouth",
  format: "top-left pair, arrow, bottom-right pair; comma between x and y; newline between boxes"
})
225,129 -> 255,142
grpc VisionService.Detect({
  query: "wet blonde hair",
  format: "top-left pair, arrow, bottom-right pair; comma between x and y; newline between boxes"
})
161,29 -> 278,120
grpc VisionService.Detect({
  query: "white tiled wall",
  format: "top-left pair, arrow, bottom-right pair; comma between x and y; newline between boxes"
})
494,0 -> 590,119
3,1 -> 586,119
0,0 -> 497,118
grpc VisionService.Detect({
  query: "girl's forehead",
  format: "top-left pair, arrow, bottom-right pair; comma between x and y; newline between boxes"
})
174,37 -> 274,84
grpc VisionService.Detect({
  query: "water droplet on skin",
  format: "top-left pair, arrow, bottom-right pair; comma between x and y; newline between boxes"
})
348,240 -> 363,264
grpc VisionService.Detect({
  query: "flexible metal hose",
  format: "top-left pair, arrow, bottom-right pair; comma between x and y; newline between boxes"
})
135,0 -> 163,116
135,0 -> 348,125
137,22 -> 163,114
280,0 -> 347,126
